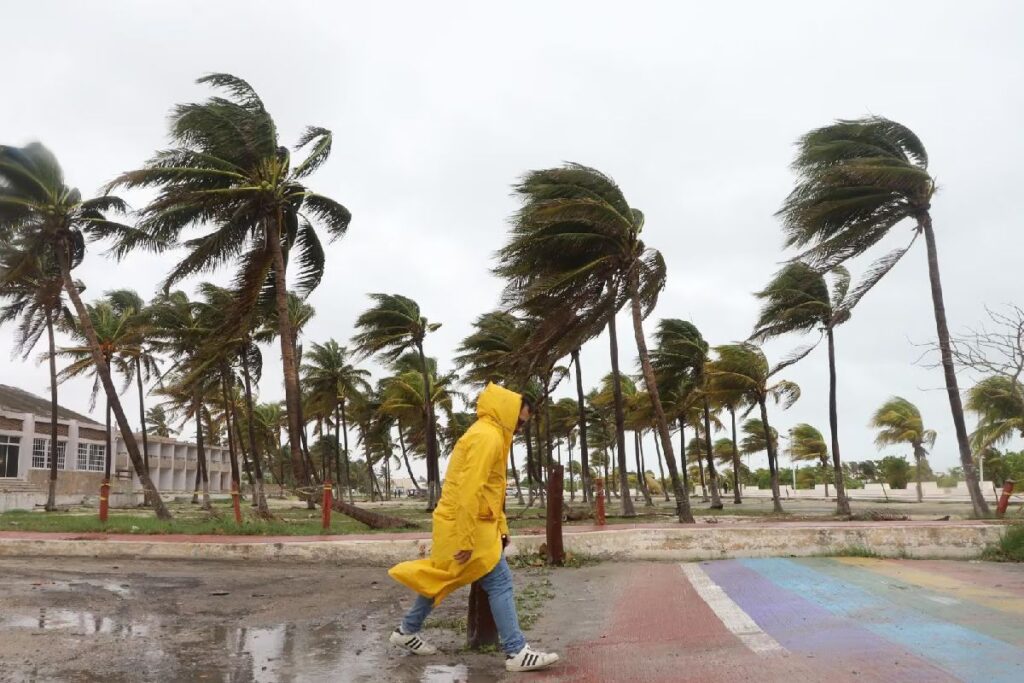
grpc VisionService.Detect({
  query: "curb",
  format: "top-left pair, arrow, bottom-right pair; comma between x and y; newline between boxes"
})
0,522 -> 1005,566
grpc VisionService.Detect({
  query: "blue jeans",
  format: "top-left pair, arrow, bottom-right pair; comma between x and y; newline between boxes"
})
400,556 -> 526,656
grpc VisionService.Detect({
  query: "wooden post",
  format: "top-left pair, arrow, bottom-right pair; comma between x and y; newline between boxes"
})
546,464 -> 565,565
996,479 -> 1016,517
231,482 -> 242,524
595,477 -> 606,526
322,481 -> 333,529
467,582 -> 500,650
98,479 -> 110,522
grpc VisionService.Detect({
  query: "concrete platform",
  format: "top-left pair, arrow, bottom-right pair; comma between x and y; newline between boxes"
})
0,520 -> 1008,564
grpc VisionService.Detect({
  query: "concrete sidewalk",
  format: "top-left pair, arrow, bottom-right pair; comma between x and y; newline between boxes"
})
0,520 -> 1007,564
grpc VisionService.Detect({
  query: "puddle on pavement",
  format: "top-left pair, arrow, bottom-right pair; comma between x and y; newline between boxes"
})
1,607 -> 497,682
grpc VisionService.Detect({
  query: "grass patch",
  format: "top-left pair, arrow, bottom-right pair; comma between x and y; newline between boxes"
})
423,615 -> 467,634
516,577 -> 555,631
0,500 -> 425,536
981,524 -> 1024,562
828,545 -> 881,558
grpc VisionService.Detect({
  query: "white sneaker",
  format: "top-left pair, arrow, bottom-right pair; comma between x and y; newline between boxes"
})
389,629 -> 438,655
505,644 -> 559,672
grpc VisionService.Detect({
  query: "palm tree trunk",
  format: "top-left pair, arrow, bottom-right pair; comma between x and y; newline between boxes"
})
194,387 -> 211,510
524,431 -> 536,503
653,431 -> 669,502
134,357 -> 152,507
607,304 -> 635,517
567,440 -> 576,502
571,348 -> 591,502
634,431 -> 653,507
914,445 -> 925,503
396,421 -> 420,492
627,276 -> 693,522
341,399 -> 353,503
696,446 -> 707,501
230,406 -> 255,505
56,251 -> 170,519
825,329 -> 850,515
918,213 -> 989,517
759,398 -> 784,513
240,352 -> 271,517
729,407 -> 742,505
44,310 -> 59,512
415,341 -> 439,511
678,418 -> 690,497
220,373 -> 242,498
509,443 -> 525,505
333,403 -> 343,487
105,398 -> 112,480
534,418 -> 546,507
702,397 -> 722,509
268,215 -> 308,490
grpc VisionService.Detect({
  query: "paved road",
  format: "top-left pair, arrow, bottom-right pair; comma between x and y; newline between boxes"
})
0,556 -> 1021,682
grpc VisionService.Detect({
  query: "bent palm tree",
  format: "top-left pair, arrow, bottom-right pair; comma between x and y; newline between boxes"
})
779,116 -> 988,516
497,164 -> 686,521
966,376 -> 1024,454
0,143 -> 169,518
110,73 -> 352,498
707,343 -> 799,513
353,294 -> 442,509
0,245 -> 74,510
870,397 -> 935,503
789,423 -> 832,497
751,262 -> 853,514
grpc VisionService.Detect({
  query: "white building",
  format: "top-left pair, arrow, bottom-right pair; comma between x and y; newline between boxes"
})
0,384 -> 230,511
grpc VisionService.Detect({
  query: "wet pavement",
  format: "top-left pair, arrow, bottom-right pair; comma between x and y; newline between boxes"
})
0,556 -> 1022,681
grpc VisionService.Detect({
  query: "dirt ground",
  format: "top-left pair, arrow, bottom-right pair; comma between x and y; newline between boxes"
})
0,555 -> 603,682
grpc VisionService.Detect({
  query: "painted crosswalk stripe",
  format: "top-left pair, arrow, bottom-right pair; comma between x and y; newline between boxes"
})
680,562 -> 785,655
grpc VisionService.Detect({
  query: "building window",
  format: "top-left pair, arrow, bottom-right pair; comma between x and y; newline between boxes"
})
31,438 -> 66,470
0,435 -> 20,477
76,442 -> 106,473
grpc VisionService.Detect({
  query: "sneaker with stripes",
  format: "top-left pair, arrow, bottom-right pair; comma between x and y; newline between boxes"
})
389,628 -> 438,655
505,644 -> 559,672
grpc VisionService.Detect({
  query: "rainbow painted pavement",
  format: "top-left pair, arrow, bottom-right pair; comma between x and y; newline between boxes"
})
542,558 -> 1024,682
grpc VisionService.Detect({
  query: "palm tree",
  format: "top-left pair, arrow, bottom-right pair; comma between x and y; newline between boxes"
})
0,143 -> 169,518
651,319 -> 720,512
454,310 -> 533,503
706,343 -> 799,513
104,289 -> 161,504
751,262 -> 854,514
110,73 -> 351,504
966,376 -> 1024,455
870,397 -> 936,503
741,418 -> 779,462
0,244 -> 75,510
496,164 -> 686,522
147,291 -> 218,508
146,405 -> 171,437
550,398 -> 581,502
353,293 -> 441,509
790,423 -> 832,497
56,301 -> 140,486
779,116 -> 988,516
302,340 -> 371,503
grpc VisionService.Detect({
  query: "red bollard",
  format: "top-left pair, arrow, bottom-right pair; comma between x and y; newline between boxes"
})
322,482 -> 333,530
996,479 -> 1016,518
595,477 -> 606,526
98,479 -> 110,523
231,483 -> 242,524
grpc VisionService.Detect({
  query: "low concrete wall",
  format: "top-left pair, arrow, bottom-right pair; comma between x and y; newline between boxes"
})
0,492 -> 45,513
0,523 -> 1005,565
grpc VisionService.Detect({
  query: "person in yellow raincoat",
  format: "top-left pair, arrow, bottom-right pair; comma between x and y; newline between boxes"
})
388,383 -> 560,673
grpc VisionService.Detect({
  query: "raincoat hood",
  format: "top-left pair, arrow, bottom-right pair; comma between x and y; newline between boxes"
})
476,382 -> 523,438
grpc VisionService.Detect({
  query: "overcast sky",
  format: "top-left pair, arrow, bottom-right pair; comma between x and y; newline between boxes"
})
3,1 -> 1021,480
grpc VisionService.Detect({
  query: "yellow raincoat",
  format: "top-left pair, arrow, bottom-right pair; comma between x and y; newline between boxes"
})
388,382 -> 520,606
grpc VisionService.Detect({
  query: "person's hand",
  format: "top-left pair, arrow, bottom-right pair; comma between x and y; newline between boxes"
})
501,535 -> 509,549
454,550 -> 472,564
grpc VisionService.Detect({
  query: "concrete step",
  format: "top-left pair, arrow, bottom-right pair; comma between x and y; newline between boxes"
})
0,479 -> 45,494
